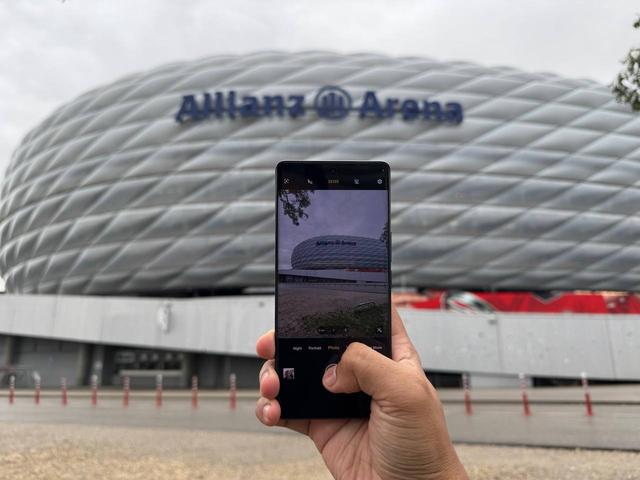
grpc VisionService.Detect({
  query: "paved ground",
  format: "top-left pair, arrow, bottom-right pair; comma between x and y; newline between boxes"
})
437,385 -> 640,404
1,422 -> 640,480
2,386 -> 638,450
0,423 -> 329,480
444,385 -> 640,451
1,387 -> 639,478
446,403 -> 640,451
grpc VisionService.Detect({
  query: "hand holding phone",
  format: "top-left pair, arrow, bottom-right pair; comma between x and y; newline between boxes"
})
256,307 -> 469,480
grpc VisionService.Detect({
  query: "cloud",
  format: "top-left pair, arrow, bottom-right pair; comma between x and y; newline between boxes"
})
0,0 -> 638,177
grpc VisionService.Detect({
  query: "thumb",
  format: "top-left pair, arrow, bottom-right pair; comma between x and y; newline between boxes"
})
323,342 -> 397,397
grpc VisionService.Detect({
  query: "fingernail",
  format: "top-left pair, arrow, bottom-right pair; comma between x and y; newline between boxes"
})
260,368 -> 269,381
323,364 -> 337,387
262,403 -> 271,420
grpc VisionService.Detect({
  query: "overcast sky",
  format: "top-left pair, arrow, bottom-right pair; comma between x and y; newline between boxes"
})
1,1 -> 639,169
278,190 -> 387,269
1,0 -> 640,171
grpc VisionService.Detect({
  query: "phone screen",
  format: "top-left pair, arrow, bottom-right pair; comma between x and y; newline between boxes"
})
275,161 -> 391,418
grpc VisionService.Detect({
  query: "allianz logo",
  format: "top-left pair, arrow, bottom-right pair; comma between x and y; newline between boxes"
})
175,85 -> 463,124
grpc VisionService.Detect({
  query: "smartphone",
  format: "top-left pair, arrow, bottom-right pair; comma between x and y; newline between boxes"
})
275,161 -> 392,418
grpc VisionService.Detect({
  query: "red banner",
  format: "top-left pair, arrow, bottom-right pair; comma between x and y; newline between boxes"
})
394,291 -> 640,314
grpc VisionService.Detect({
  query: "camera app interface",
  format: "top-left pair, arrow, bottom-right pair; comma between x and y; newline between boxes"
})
276,162 -> 391,418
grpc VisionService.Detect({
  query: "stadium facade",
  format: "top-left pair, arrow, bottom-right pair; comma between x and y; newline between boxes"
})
1,51 -> 639,389
291,235 -> 388,271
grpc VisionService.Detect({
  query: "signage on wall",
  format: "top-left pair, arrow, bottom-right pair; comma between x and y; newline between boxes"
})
175,85 -> 463,124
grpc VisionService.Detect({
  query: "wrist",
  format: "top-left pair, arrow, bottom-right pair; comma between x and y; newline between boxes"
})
426,449 -> 468,480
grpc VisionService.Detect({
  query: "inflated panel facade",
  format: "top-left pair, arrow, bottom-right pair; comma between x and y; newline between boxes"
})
1,52 -> 639,294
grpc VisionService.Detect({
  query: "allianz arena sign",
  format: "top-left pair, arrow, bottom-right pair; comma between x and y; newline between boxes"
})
175,85 -> 464,124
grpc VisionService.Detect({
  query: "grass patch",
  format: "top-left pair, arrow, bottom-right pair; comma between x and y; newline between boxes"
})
299,303 -> 386,337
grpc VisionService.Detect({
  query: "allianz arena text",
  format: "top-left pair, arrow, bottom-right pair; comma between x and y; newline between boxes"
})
291,235 -> 388,270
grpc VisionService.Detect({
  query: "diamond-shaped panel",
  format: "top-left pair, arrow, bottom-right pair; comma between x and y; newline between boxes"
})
1,51 -> 639,294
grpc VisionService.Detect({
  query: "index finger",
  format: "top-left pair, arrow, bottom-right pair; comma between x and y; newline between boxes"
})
256,329 -> 275,360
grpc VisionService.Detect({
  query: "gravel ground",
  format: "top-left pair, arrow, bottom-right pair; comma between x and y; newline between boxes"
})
457,445 -> 640,480
0,423 -> 639,479
0,423 -> 330,480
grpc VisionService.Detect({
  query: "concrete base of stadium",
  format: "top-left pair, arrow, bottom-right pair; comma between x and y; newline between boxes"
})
469,373 -> 531,389
0,334 -> 262,389
1,293 -> 639,390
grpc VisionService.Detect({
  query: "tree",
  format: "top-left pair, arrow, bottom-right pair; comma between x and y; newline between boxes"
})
612,16 -> 640,111
279,189 -> 312,226
379,221 -> 389,244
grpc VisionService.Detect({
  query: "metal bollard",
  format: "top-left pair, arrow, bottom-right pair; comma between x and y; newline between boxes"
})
581,372 -> 594,417
155,374 -> 163,408
519,373 -> 531,416
61,377 -> 68,406
123,376 -> 130,408
8,375 -> 15,405
229,373 -> 237,411
90,374 -> 98,407
191,375 -> 198,409
34,376 -> 41,405
462,372 -> 472,416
